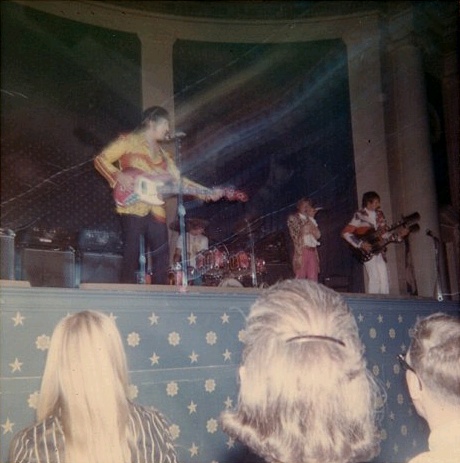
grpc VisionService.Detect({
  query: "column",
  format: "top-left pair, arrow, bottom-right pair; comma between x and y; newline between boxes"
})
387,10 -> 440,298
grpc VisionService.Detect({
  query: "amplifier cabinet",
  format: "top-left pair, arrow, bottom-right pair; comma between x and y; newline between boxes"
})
0,230 -> 15,280
21,248 -> 76,288
260,263 -> 294,286
79,252 -> 122,284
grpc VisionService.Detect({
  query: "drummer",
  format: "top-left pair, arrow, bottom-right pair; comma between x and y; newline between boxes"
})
173,218 -> 209,285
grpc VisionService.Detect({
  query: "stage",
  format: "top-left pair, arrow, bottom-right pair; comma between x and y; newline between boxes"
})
1,280 -> 458,463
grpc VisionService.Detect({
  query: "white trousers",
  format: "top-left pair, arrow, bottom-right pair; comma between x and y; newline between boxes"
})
364,254 -> 389,294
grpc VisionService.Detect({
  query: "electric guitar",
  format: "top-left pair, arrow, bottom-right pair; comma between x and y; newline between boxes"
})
113,168 -> 248,207
350,212 -> 420,263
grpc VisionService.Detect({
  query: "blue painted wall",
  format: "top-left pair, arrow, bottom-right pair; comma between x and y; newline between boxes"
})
1,285 -> 458,463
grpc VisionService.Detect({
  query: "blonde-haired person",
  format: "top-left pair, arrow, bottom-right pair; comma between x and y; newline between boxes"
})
9,310 -> 178,463
220,279 -> 383,463
399,312 -> 460,463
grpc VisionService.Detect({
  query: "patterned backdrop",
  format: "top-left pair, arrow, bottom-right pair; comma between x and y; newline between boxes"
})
1,285 -> 458,463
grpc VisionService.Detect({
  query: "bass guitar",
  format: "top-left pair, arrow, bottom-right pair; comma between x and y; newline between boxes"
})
113,168 -> 248,207
350,212 -> 420,263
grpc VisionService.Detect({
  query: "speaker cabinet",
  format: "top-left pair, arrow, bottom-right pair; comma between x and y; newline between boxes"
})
21,248 -> 76,288
261,263 -> 294,286
0,230 -> 15,280
79,253 -> 122,284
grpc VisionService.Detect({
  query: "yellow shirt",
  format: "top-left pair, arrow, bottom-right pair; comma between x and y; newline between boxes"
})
94,131 -> 208,221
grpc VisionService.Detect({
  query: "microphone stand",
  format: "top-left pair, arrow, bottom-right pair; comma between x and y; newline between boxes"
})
173,136 -> 188,287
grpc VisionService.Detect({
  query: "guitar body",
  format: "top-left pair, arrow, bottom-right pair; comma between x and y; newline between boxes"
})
350,213 -> 420,264
113,168 -> 248,207
350,229 -> 397,263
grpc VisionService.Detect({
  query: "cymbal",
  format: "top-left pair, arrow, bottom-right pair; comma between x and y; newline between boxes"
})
169,217 -> 209,232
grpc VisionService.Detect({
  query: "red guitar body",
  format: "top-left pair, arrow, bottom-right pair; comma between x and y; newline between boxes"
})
113,168 -> 248,207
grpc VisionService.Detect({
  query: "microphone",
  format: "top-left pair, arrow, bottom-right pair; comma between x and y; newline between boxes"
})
166,131 -> 187,140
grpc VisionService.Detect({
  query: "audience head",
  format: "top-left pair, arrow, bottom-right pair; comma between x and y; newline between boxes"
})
221,279 -> 382,463
404,312 -> 460,419
37,310 -> 132,463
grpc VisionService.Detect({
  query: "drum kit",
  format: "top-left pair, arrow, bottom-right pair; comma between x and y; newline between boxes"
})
169,217 -> 267,287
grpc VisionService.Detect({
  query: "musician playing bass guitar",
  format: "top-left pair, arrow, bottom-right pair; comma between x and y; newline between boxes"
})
341,191 -> 409,294
94,106 -> 244,284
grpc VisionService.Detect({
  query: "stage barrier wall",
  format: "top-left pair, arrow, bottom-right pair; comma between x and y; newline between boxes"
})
1,283 -> 458,463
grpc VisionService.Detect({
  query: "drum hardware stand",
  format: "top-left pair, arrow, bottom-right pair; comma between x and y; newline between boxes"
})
173,133 -> 188,287
137,235 -> 146,284
245,219 -> 258,287
426,229 -> 443,302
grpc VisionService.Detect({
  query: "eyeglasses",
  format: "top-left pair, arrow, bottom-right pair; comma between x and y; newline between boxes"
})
397,354 -> 423,390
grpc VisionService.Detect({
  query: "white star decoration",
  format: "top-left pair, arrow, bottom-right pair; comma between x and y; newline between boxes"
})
188,401 -> 197,414
149,312 -> 159,325
224,397 -> 233,409
9,358 -> 23,373
150,352 -> 160,365
12,312 -> 25,326
2,418 -> 14,434
189,442 -> 199,456
187,313 -> 197,324
226,437 -> 235,448
221,312 -> 230,323
189,351 -> 199,363
222,349 -> 232,361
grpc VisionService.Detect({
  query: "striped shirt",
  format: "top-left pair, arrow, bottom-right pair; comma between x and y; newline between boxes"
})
8,402 -> 178,463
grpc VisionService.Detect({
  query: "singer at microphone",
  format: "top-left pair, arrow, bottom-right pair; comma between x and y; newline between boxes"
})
94,105 -> 217,285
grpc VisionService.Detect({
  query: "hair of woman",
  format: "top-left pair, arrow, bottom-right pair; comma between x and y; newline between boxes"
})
407,312 -> 460,405
37,310 -> 135,463
220,279 -> 383,463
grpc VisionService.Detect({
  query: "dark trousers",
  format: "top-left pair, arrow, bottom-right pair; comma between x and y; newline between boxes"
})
120,214 -> 169,284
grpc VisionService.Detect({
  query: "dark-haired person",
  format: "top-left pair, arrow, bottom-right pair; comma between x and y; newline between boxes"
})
400,312 -> 460,463
342,191 -> 408,294
94,106 -> 218,284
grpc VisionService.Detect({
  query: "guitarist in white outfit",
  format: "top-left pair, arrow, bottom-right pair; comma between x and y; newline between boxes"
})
342,191 -> 408,294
